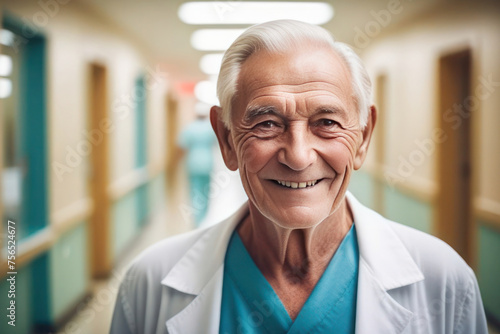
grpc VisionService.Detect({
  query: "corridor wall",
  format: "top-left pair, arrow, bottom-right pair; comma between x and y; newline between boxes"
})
349,0 -> 500,323
0,0 -> 169,332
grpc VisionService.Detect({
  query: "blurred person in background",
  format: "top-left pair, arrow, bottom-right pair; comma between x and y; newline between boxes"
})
111,20 -> 487,334
177,103 -> 217,226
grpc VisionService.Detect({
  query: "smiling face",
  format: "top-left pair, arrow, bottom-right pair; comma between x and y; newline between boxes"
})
212,44 -> 375,229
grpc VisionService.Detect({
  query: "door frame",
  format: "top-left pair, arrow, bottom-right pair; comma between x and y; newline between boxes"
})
88,63 -> 111,278
435,46 -> 477,266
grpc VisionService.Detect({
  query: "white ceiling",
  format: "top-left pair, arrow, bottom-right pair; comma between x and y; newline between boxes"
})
83,0 -> 452,84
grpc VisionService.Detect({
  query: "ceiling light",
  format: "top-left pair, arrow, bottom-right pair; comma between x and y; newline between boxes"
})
200,53 -> 224,75
0,29 -> 15,46
0,78 -> 12,99
0,55 -> 13,76
191,29 -> 245,51
179,2 -> 334,25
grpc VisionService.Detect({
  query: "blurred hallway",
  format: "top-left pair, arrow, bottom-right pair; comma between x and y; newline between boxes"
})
1,0 -> 500,333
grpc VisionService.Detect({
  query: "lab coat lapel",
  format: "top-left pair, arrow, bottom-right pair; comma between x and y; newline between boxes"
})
355,260 -> 414,333
163,204 -> 248,334
165,266 -> 224,334
346,192 -> 424,334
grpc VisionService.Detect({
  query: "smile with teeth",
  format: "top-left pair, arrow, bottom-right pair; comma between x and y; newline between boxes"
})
275,179 -> 321,189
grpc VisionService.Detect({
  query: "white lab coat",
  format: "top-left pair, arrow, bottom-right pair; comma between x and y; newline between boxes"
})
110,192 -> 487,334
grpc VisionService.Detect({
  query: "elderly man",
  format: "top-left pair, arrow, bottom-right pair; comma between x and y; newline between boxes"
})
110,20 -> 487,334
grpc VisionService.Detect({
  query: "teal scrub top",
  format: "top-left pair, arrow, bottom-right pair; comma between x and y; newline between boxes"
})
220,224 -> 359,334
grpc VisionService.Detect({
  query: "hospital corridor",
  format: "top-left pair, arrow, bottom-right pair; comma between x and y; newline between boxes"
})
0,0 -> 500,333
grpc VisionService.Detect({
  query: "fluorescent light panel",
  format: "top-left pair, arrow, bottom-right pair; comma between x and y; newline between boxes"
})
0,55 -> 13,76
0,29 -> 15,46
191,29 -> 245,51
179,2 -> 334,25
0,78 -> 12,99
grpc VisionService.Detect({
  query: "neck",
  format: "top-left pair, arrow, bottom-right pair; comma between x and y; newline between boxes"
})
238,199 -> 353,285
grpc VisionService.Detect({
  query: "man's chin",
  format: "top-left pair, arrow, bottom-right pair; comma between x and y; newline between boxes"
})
265,208 -> 328,230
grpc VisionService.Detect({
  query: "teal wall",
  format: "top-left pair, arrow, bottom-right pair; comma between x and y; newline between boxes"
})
136,184 -> 149,226
383,185 -> 432,233
348,170 -> 375,208
112,190 -> 140,258
0,266 -> 31,334
135,75 -> 148,168
112,174 -> 166,259
31,253 -> 51,325
49,222 -> 89,320
349,170 -> 433,233
478,223 -> 500,321
0,222 -> 91,332
148,173 -> 166,215
3,13 -> 48,239
349,169 -> 432,233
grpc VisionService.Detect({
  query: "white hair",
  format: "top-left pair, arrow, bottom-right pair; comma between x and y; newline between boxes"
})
216,20 -> 372,129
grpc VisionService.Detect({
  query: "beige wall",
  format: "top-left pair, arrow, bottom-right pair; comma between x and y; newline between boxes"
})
147,77 -> 169,175
361,1 -> 500,210
177,95 -> 198,135
3,0 -> 169,223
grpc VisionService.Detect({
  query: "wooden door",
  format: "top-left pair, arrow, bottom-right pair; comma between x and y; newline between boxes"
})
88,63 -> 111,278
436,49 -> 472,263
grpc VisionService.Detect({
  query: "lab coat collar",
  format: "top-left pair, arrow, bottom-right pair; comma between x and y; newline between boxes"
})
161,202 -> 248,295
346,192 -> 425,291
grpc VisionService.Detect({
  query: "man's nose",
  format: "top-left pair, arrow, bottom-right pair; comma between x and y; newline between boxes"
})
277,124 -> 317,171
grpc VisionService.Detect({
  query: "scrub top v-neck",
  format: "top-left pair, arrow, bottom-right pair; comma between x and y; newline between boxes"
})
219,224 -> 359,334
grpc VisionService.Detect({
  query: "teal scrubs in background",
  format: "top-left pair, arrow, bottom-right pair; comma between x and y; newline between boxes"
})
220,224 -> 359,334
178,118 -> 216,225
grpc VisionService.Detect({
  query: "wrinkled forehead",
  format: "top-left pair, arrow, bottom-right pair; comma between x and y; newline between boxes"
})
234,45 -> 355,114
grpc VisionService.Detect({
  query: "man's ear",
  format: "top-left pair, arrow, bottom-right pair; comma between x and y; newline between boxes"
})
354,105 -> 377,170
210,106 -> 238,171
